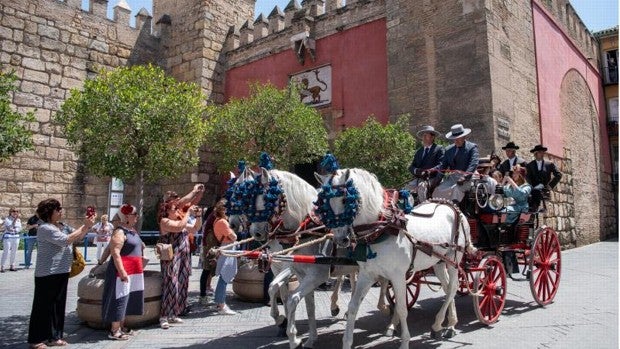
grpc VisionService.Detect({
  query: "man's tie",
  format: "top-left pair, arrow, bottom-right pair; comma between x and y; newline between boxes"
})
422,147 -> 429,159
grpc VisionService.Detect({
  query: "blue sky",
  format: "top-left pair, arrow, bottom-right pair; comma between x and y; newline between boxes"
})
98,0 -> 617,33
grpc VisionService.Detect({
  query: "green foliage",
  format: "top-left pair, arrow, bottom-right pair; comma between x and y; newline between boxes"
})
334,115 -> 417,188
206,82 -> 328,172
55,64 -> 209,183
0,69 -> 35,162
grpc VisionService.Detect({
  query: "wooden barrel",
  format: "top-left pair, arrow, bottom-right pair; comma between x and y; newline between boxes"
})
233,261 -> 299,302
76,268 -> 162,329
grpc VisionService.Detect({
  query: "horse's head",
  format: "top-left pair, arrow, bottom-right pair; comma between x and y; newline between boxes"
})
314,168 -> 384,248
229,214 -> 248,234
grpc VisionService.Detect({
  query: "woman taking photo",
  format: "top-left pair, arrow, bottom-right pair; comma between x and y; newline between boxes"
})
502,165 -> 532,224
213,200 -> 239,315
101,204 -> 144,340
27,199 -> 95,349
157,184 -> 204,329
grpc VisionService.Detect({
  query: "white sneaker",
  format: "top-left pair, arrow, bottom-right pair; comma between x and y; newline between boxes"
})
159,318 -> 169,329
217,306 -> 237,315
168,316 -> 184,323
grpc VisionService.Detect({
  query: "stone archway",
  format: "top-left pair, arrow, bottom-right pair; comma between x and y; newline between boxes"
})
559,70 -> 601,246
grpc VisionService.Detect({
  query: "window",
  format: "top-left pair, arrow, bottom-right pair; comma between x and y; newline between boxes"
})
608,97 -> 618,123
604,49 -> 618,84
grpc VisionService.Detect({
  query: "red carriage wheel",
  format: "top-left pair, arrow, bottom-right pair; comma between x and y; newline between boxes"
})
529,226 -> 561,306
472,255 -> 507,325
386,271 -> 421,310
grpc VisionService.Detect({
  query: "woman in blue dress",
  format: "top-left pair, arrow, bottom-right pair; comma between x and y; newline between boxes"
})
502,165 -> 532,224
101,204 -> 144,340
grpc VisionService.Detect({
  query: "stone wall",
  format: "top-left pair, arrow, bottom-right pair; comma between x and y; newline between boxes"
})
385,0 -> 494,150
485,0 -> 541,154
541,152 -> 575,248
0,0 -> 159,223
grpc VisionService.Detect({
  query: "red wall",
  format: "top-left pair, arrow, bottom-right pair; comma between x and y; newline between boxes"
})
225,19 -> 389,128
532,1 -> 611,172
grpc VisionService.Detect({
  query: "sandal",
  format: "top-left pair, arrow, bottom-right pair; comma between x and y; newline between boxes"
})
108,329 -> 129,341
46,339 -> 68,346
121,327 -> 136,335
29,343 -> 47,349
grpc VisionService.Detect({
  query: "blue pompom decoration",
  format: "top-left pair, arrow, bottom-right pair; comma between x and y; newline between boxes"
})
320,152 -> 340,174
314,176 -> 361,229
259,152 -> 274,170
397,189 -> 413,214
237,160 -> 246,174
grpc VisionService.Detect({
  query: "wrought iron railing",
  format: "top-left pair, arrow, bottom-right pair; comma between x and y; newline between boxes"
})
603,66 -> 618,85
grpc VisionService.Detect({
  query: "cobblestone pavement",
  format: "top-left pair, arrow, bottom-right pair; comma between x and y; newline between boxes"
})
0,239 -> 617,348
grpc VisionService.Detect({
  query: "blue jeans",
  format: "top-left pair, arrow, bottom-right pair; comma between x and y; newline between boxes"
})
24,236 -> 37,268
214,277 -> 227,304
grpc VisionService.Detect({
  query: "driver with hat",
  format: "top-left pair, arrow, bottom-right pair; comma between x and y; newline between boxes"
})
433,124 -> 479,203
407,125 -> 445,199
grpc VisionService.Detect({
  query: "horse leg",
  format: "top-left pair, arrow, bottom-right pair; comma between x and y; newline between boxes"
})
442,266 -> 460,339
270,268 -> 292,337
389,277 -> 411,349
330,275 -> 343,316
430,263 -> 459,340
342,273 -> 374,349
304,291 -> 318,348
376,278 -> 391,316
286,273 -> 324,349
430,263 -> 449,339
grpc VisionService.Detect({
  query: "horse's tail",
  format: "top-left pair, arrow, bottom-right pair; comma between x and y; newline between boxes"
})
459,212 -> 477,254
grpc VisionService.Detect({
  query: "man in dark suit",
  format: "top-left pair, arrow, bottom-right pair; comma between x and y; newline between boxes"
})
498,141 -> 527,176
433,123 -> 479,203
408,125 -> 444,198
526,144 -> 562,211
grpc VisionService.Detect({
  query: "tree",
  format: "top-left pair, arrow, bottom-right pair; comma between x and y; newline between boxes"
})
0,69 -> 35,162
334,115 -> 417,188
205,82 -> 328,171
55,64 -> 209,225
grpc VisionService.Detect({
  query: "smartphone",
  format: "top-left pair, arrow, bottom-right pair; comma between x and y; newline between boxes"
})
86,206 -> 96,218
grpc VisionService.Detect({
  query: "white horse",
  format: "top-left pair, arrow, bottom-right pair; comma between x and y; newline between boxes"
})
236,167 -> 339,349
316,168 -> 472,349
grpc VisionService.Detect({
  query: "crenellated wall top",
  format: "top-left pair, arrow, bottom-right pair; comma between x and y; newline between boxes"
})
225,0 -> 385,68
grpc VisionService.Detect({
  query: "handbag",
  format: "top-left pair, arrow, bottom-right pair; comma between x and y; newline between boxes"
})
69,245 -> 86,278
155,242 -> 174,261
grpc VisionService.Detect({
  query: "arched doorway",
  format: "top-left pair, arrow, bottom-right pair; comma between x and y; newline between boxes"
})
559,70 -> 601,245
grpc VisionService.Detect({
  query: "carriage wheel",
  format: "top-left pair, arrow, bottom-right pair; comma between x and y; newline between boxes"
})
472,255 -> 507,325
457,267 -> 475,296
529,227 -> 561,306
386,271 -> 421,310
475,182 -> 489,208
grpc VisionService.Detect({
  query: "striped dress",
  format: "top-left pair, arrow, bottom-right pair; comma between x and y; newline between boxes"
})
160,229 -> 191,318
101,227 -> 144,323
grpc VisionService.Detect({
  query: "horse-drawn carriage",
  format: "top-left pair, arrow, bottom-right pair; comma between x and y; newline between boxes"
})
222,153 -> 561,349
387,176 -> 562,325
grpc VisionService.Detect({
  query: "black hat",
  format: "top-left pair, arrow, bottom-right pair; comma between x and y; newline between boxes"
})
502,141 -> 519,150
530,144 -> 548,153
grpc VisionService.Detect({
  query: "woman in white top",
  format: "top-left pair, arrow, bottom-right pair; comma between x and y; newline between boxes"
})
1,208 -> 22,272
92,214 -> 113,260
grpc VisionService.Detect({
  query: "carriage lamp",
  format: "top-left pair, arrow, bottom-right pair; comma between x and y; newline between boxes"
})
488,194 -> 505,211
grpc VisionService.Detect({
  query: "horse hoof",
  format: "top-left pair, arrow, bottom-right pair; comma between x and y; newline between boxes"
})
443,328 -> 457,338
384,328 -> 395,337
430,329 -> 445,340
331,306 -> 340,317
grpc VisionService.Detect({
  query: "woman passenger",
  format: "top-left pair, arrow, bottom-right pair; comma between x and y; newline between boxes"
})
502,165 -> 531,224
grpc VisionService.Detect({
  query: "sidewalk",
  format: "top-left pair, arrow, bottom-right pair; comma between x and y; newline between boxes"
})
0,239 -> 617,348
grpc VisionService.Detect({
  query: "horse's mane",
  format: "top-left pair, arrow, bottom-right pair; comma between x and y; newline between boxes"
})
333,168 -> 384,225
270,169 -> 316,225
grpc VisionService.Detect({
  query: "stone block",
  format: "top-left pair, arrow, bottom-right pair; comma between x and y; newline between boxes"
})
13,91 -> 43,108
22,181 -> 45,193
38,24 -> 60,40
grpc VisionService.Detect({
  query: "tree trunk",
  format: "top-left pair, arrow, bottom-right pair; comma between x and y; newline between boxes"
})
137,170 -> 144,232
